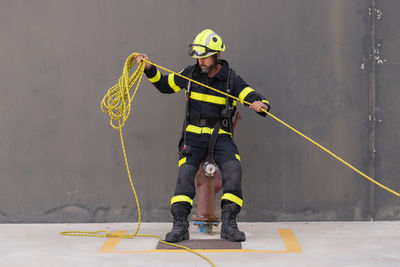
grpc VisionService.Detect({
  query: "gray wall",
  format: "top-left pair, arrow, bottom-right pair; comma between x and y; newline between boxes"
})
0,0 -> 399,223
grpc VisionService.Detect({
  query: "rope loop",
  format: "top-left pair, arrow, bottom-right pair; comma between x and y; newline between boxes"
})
64,53 -> 216,267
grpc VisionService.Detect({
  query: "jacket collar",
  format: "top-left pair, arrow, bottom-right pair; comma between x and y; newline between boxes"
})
213,60 -> 230,81
196,59 -> 230,81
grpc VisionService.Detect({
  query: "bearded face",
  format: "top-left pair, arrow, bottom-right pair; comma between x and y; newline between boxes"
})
198,55 -> 218,74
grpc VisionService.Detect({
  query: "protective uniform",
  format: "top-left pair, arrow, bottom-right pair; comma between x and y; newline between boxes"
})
144,29 -> 270,242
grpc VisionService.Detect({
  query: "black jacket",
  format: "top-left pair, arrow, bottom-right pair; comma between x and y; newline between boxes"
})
144,60 -> 270,125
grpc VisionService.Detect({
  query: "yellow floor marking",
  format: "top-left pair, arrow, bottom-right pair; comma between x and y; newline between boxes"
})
278,229 -> 302,253
98,228 -> 302,254
97,230 -> 125,253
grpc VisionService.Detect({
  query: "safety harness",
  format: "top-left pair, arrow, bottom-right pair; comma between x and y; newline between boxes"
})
180,64 -> 236,176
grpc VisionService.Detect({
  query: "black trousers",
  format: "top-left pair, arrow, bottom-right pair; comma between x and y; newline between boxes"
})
174,132 -> 243,203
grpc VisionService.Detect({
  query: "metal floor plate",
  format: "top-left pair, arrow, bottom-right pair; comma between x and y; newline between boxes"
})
156,239 -> 242,250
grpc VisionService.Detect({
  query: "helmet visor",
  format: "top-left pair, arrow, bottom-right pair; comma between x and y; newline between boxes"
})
188,44 -> 215,58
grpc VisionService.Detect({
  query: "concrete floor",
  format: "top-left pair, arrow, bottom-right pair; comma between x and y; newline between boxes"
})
1,221 -> 399,267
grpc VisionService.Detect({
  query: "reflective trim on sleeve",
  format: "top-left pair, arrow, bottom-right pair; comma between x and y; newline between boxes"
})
233,100 -> 237,106
190,91 -> 226,105
238,87 -> 255,103
148,69 -> 161,83
221,193 -> 243,207
178,157 -> 187,167
186,124 -> 232,136
171,195 -> 193,206
168,74 -> 182,92
262,99 -> 270,105
235,154 -> 241,162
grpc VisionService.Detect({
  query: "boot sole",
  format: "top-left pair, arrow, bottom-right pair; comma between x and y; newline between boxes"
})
220,231 -> 246,242
165,231 -> 190,243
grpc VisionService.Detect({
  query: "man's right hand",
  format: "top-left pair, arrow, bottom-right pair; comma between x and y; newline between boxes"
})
134,54 -> 152,70
249,100 -> 268,113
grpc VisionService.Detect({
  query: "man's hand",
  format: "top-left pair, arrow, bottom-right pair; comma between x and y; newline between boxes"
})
249,100 -> 268,113
133,53 -> 152,70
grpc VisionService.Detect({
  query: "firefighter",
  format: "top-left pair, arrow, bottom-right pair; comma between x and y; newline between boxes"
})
134,29 -> 270,242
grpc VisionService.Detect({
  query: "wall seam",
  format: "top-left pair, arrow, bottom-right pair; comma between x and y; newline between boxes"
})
368,0 -> 376,221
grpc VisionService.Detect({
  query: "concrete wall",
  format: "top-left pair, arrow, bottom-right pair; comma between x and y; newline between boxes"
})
373,0 -> 400,219
0,0 -> 399,223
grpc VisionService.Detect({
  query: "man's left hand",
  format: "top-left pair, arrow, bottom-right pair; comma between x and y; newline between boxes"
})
249,101 -> 268,113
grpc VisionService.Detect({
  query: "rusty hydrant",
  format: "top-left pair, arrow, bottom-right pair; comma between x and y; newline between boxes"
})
191,161 -> 223,234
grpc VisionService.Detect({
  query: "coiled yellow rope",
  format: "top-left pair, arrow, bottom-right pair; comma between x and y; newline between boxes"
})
61,53 -> 216,267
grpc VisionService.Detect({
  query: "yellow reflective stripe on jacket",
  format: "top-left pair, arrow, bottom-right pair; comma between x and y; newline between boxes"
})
168,74 -> 182,92
235,154 -> 241,162
171,195 -> 193,206
178,157 -> 186,167
221,193 -> 243,207
262,99 -> 270,105
148,69 -> 161,83
186,124 -> 232,136
238,87 -> 255,103
190,91 -> 226,105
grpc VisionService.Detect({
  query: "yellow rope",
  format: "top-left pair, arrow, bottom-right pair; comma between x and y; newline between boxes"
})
61,53 -> 216,267
61,51 -> 399,265
144,58 -> 400,198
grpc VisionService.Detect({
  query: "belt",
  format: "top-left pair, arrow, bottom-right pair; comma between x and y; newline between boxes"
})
190,118 -> 231,128
189,118 -> 220,127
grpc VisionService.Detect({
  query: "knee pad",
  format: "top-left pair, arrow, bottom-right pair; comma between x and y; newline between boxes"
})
220,160 -> 242,196
177,164 -> 197,181
175,164 -> 198,198
220,160 -> 242,180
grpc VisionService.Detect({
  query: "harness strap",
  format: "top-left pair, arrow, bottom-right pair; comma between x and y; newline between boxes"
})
206,120 -> 222,162
181,66 -> 237,158
180,64 -> 197,156
190,118 -> 222,127
222,68 -> 236,134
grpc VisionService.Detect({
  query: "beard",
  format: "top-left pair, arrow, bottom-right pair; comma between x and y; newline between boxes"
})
199,58 -> 218,74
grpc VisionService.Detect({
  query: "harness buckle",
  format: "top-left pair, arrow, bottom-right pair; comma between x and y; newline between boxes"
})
222,119 -> 229,128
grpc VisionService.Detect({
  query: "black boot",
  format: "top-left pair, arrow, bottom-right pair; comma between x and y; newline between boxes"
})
220,200 -> 246,242
165,203 -> 191,243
